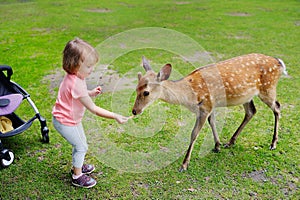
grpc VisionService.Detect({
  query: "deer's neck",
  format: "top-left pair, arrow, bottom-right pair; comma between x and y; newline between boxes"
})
160,79 -> 196,106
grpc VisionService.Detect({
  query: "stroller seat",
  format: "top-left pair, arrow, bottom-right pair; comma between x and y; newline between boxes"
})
0,94 -> 23,116
0,65 -> 49,168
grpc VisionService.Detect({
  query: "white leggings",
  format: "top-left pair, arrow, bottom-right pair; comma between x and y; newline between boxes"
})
52,117 -> 88,168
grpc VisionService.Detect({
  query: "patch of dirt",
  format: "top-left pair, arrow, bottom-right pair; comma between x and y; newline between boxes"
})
0,0 -> 33,4
243,169 -> 268,182
183,51 -> 217,65
118,2 -> 135,8
86,8 -> 112,13
42,67 -> 136,95
175,1 -> 191,5
268,172 -> 299,197
130,181 -> 150,197
86,67 -> 136,92
227,12 -> 252,17
242,169 -> 299,197
42,70 -> 63,95
227,33 -> 251,40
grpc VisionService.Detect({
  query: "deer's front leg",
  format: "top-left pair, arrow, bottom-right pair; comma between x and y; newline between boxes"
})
180,112 -> 209,172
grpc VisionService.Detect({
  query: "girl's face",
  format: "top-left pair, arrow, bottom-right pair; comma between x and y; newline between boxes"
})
77,64 -> 94,79
76,48 -> 98,79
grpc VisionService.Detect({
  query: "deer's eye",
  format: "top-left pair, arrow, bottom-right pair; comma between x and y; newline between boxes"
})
143,91 -> 150,96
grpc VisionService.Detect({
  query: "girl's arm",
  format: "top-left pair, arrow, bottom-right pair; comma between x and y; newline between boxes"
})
79,96 -> 129,124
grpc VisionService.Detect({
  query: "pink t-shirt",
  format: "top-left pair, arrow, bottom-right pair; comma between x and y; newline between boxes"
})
52,74 -> 89,126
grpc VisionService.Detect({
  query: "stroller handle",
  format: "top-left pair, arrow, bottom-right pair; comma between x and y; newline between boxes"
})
0,65 -> 13,81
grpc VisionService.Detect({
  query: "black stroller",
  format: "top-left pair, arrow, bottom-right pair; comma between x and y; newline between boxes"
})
0,65 -> 49,167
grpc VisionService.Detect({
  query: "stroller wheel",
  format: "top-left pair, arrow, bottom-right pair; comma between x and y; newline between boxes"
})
1,149 -> 14,167
41,125 -> 49,143
42,133 -> 49,143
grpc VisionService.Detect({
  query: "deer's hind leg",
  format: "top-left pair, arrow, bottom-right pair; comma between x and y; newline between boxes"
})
258,91 -> 280,150
225,100 -> 257,148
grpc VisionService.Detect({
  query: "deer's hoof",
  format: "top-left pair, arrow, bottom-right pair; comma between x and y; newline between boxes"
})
179,165 -> 187,172
224,142 -> 234,148
269,145 -> 276,150
213,142 -> 221,153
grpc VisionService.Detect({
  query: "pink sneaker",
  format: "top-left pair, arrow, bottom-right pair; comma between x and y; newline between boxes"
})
71,164 -> 95,175
72,174 -> 96,188
81,164 -> 95,174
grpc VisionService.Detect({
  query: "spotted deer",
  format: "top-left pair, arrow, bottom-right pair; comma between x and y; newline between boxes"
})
132,53 -> 287,171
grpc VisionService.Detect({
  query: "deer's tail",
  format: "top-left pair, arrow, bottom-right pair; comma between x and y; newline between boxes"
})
276,58 -> 288,76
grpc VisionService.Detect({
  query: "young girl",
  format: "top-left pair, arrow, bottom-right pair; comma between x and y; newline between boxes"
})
52,38 -> 130,188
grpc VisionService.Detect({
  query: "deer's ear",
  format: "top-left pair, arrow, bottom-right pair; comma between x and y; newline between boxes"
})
142,56 -> 152,71
157,64 -> 172,82
138,72 -> 142,80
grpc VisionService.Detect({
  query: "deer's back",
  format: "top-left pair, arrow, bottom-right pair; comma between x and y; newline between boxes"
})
184,54 -> 283,107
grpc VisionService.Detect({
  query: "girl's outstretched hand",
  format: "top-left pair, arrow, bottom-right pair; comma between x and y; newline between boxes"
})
114,114 -> 133,124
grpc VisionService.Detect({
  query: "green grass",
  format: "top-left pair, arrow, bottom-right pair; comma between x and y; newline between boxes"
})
0,0 -> 299,199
